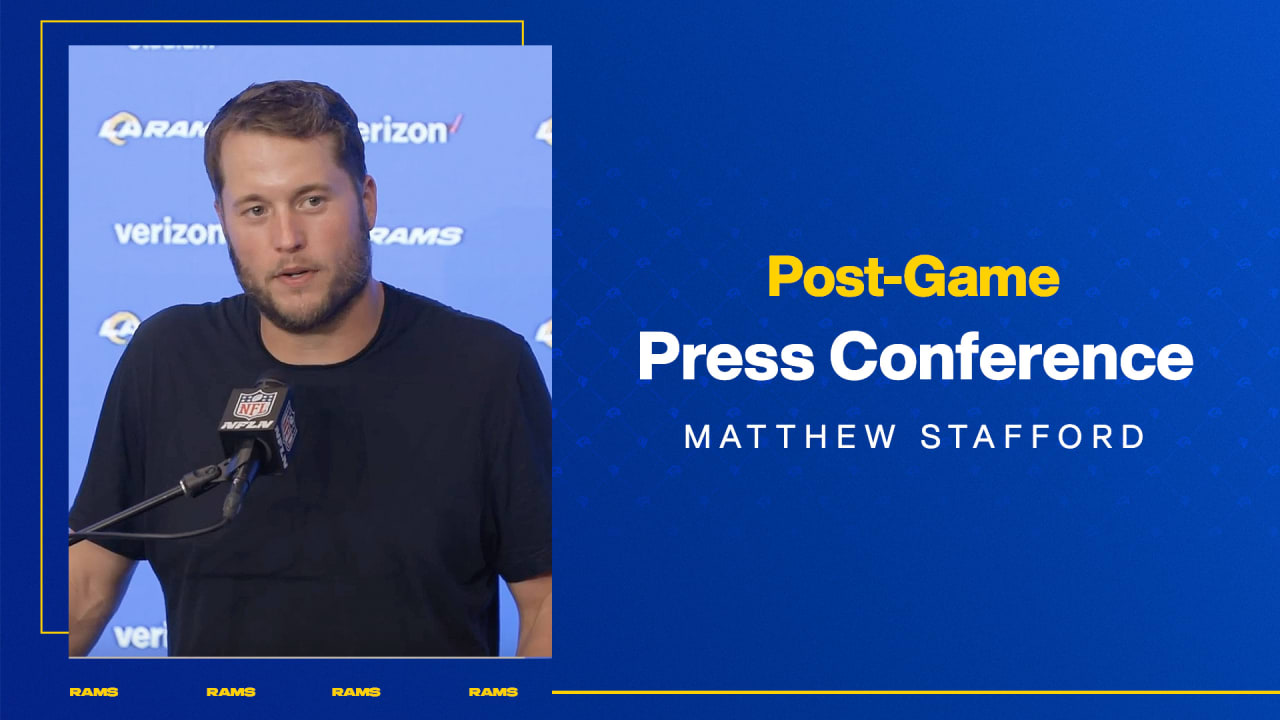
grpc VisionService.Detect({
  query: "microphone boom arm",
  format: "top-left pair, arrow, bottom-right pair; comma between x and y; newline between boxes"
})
68,450 -> 248,547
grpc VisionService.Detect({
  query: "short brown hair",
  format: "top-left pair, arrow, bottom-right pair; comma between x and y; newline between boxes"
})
204,80 -> 367,201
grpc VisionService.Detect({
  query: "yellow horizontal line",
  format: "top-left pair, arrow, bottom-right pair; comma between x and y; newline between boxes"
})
552,690 -> 1280,695
42,630 -> 69,635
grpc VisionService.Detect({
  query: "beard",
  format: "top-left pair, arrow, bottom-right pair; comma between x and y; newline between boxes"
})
228,216 -> 373,334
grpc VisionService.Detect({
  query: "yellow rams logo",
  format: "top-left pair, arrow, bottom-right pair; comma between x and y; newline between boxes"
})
98,112 -> 141,146
99,311 -> 140,345
536,318 -> 552,348
332,688 -> 381,697
469,687 -> 518,697
535,117 -> 552,146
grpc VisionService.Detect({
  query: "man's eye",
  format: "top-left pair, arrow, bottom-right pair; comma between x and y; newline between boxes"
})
244,206 -> 266,217
304,196 -> 325,208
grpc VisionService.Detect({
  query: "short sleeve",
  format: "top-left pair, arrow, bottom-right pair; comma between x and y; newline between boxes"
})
68,331 -> 151,561
486,339 -> 553,583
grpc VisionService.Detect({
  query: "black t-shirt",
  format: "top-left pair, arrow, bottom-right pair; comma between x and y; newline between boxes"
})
69,283 -> 552,656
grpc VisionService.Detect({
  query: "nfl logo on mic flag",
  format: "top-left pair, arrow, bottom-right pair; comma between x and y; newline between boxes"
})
234,390 -> 276,421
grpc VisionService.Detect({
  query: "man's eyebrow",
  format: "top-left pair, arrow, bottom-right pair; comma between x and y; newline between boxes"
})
231,192 -> 269,207
231,184 -> 334,207
291,183 -> 334,199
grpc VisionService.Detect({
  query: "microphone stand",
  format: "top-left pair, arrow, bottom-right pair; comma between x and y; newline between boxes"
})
69,446 -> 254,547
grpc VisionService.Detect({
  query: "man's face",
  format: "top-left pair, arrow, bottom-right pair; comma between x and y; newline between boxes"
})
216,131 -> 376,334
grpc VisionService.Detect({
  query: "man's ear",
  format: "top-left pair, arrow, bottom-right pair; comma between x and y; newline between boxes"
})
213,197 -> 224,226
362,175 -> 378,229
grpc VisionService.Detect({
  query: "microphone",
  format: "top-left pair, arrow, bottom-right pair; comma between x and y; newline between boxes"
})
217,373 -> 298,520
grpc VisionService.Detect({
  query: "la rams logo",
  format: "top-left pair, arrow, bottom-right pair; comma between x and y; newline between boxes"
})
234,390 -> 277,420
535,117 -> 552,147
98,111 -> 141,146
98,111 -> 205,145
536,318 -> 552,348
98,311 -> 140,345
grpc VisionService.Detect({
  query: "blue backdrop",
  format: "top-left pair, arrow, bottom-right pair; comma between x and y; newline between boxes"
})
2,4 -> 1278,720
67,45 -> 551,657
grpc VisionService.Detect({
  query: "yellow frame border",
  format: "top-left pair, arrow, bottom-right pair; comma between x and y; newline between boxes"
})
40,18 -> 525,637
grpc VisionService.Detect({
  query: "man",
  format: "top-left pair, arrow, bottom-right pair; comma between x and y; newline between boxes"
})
68,81 -> 552,657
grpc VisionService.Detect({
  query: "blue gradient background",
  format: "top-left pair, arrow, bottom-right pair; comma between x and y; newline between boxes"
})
3,2 -> 1279,719
552,0 -> 1279,699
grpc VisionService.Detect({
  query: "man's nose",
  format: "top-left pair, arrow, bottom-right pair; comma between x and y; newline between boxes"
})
271,210 -> 305,252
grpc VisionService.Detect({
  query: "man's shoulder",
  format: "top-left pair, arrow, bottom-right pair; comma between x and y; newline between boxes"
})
128,295 -> 250,350
389,285 -> 528,361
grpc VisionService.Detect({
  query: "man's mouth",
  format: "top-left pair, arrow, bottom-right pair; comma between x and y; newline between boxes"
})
275,268 -> 317,286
